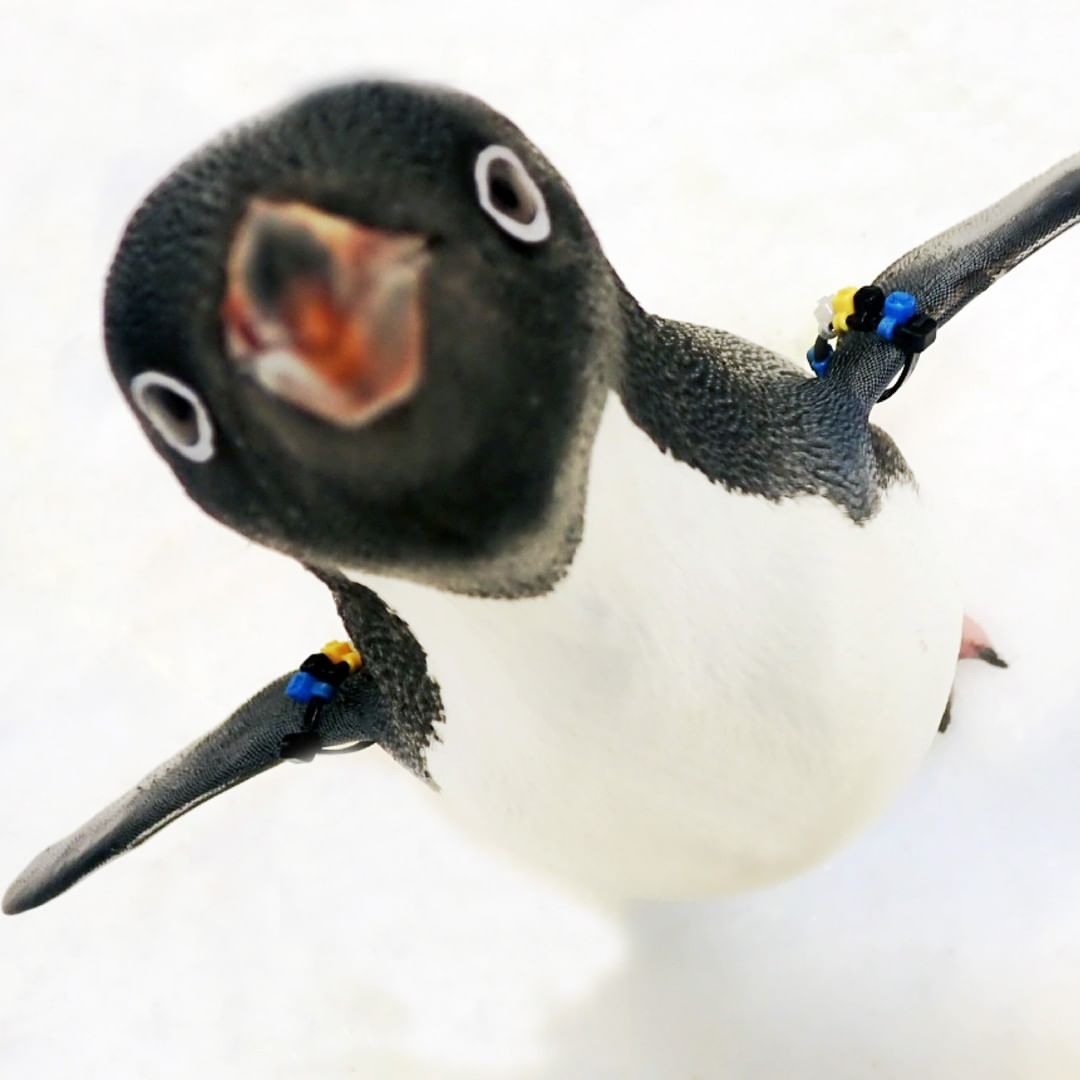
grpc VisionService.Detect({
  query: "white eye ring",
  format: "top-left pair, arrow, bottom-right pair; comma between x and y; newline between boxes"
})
130,371 -> 216,463
474,145 -> 551,244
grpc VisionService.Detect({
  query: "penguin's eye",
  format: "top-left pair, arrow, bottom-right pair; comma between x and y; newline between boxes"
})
474,145 -> 551,244
130,371 -> 215,463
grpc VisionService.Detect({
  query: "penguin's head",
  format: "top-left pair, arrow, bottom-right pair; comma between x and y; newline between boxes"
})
106,82 -> 620,595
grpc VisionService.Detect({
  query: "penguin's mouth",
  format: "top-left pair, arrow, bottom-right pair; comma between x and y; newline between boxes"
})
222,199 -> 430,427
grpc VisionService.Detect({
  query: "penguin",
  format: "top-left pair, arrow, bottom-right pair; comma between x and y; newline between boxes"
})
5,80 -> 1079,915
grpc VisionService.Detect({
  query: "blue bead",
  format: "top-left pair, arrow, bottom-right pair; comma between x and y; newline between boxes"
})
285,672 -> 336,704
807,343 -> 833,378
877,291 -> 918,341
877,317 -> 899,341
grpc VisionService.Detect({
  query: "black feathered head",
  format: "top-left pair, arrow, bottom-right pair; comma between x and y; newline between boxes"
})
105,81 -> 621,595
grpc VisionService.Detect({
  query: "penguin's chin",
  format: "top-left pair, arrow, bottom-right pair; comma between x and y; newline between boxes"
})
222,198 -> 429,428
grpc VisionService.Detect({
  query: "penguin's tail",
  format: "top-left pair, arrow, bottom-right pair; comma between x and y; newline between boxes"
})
823,150 -> 1080,406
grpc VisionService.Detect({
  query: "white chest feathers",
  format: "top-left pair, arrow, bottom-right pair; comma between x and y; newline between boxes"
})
354,396 -> 962,899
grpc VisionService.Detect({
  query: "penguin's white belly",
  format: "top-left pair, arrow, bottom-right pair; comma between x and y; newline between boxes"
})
358,397 -> 962,899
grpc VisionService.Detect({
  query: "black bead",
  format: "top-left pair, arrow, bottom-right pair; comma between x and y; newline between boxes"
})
300,652 -> 336,678
853,285 -> 885,320
299,653 -> 346,683
327,661 -> 352,686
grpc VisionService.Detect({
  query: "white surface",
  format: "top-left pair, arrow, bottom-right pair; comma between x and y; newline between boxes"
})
2,2 -> 1079,1077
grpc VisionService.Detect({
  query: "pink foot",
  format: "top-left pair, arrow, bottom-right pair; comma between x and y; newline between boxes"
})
940,615 -> 1008,733
958,614 -> 1008,669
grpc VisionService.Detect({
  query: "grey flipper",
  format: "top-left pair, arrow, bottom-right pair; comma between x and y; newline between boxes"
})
875,151 -> 1080,328
617,155 -> 1080,521
833,151 -> 1080,405
617,312 -> 896,522
3,671 -> 386,915
313,568 -> 446,779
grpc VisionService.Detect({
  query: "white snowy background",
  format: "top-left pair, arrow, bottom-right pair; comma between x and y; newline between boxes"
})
2,2 -> 1080,1077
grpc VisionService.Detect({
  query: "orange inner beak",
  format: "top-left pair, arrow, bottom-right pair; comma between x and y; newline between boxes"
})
222,199 -> 429,427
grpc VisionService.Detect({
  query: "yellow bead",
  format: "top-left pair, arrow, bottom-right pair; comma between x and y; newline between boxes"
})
322,640 -> 362,671
832,286 -> 858,333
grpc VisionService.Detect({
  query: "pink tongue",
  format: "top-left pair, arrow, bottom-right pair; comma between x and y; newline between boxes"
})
221,199 -> 429,427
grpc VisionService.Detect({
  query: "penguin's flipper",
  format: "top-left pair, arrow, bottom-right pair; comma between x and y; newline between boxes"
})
2,671 -> 385,915
832,152 -> 1080,404
875,150 -> 1080,329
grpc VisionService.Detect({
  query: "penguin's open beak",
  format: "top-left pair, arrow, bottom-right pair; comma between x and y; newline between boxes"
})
222,200 -> 430,427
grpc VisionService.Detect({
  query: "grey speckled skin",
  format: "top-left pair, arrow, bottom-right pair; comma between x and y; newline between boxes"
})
312,568 -> 445,781
7,81 -> 1080,914
620,309 -> 912,522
